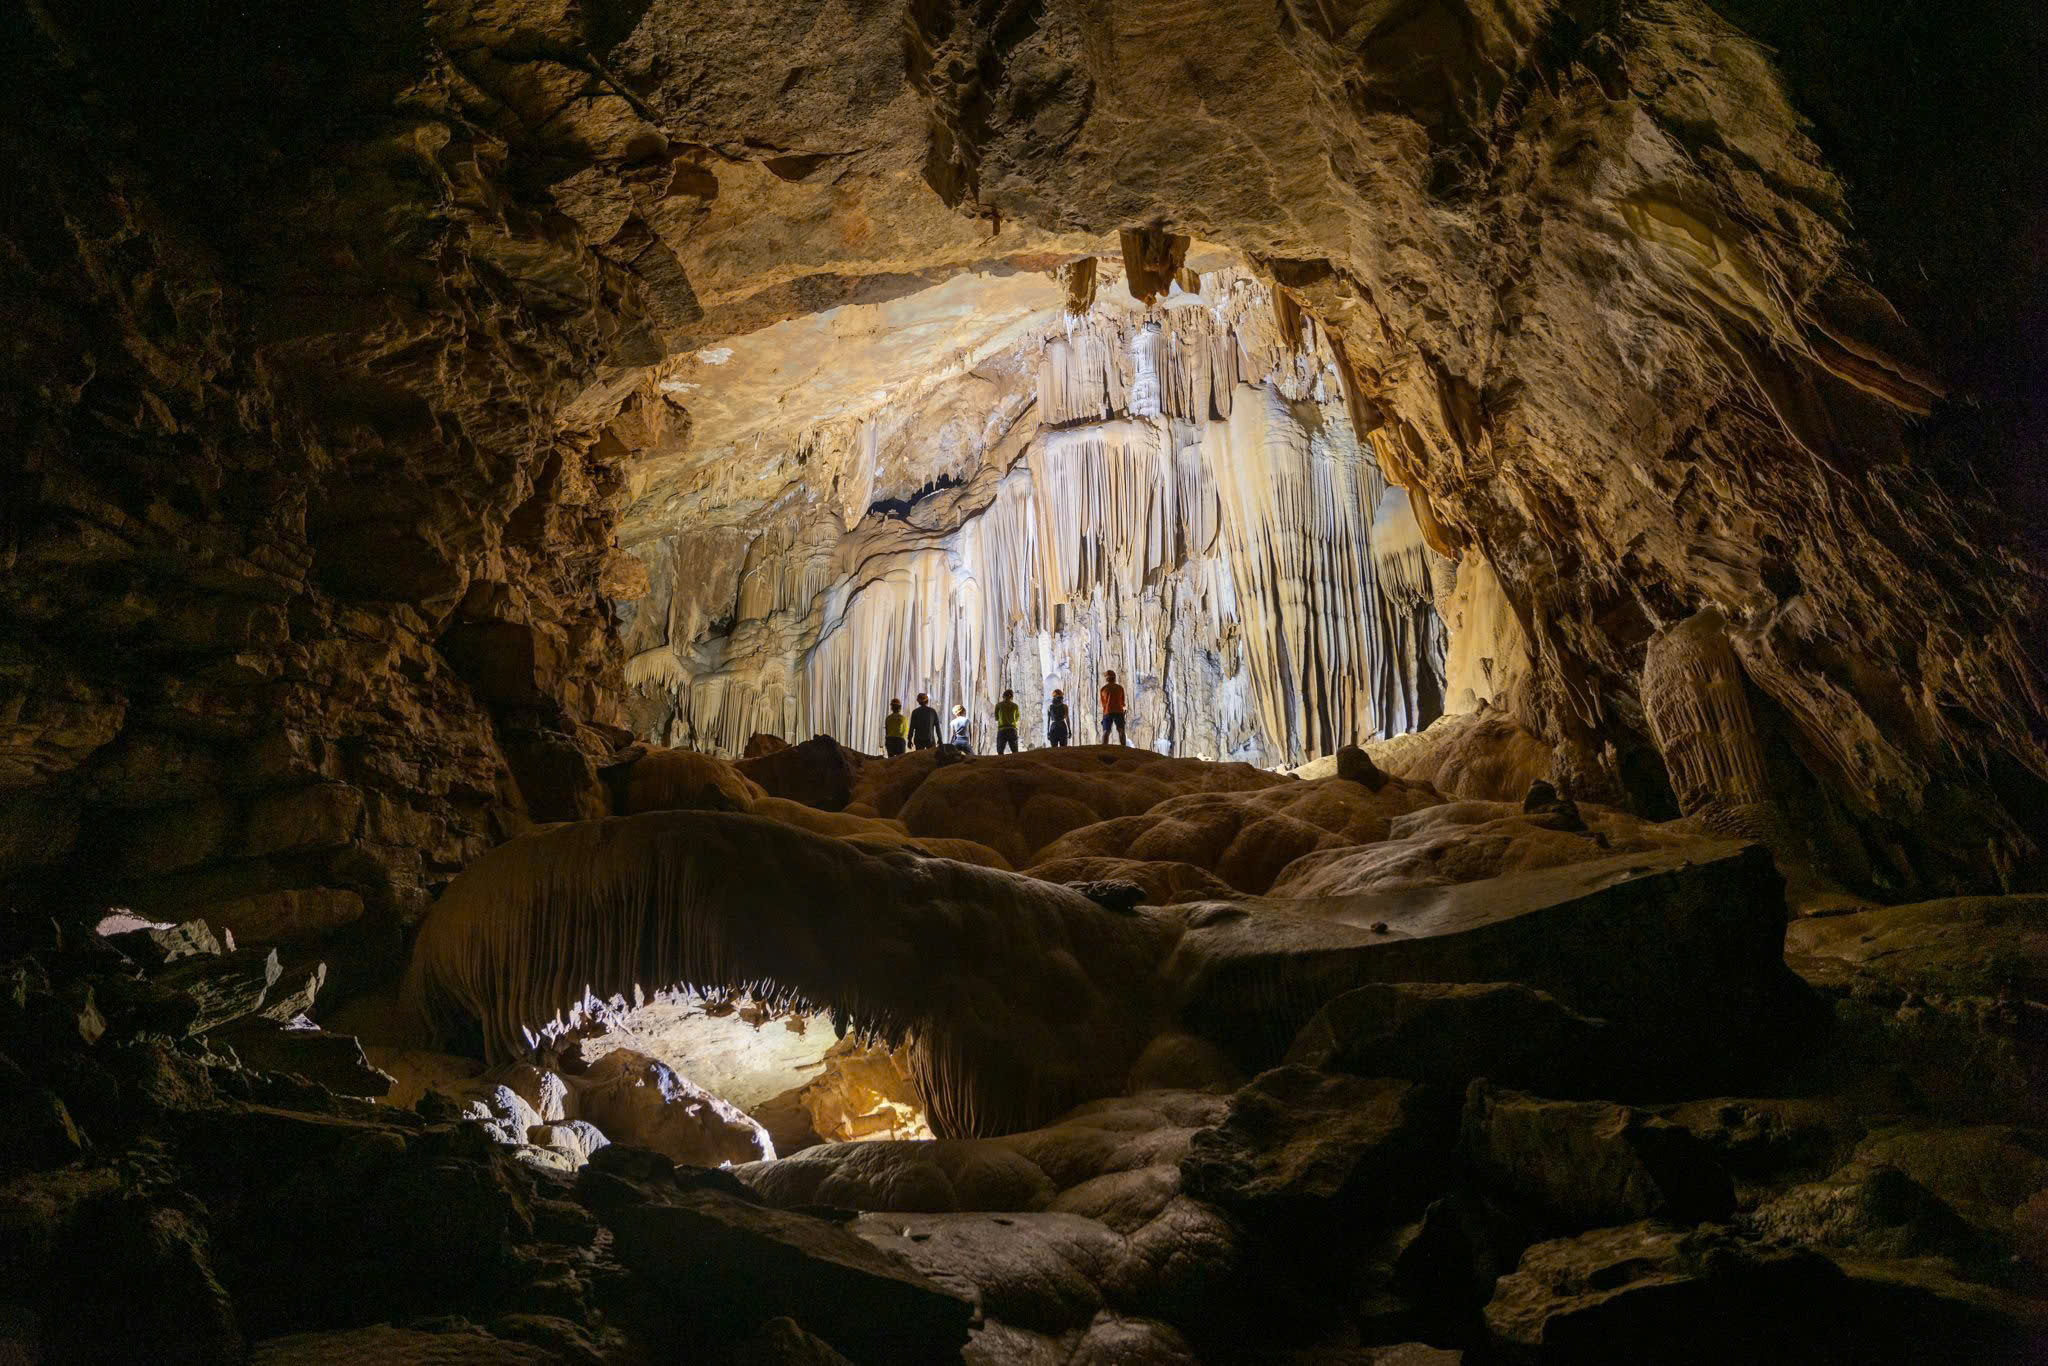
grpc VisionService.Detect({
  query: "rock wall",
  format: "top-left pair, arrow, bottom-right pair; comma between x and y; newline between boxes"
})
618,269 -> 1454,766
0,4 -> 647,946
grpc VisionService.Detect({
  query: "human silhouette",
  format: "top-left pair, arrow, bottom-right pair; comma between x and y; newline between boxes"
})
994,689 -> 1021,753
883,698 -> 908,757
909,693 -> 940,750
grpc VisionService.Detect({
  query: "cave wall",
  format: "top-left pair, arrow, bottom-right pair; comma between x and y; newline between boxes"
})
0,2 -> 649,947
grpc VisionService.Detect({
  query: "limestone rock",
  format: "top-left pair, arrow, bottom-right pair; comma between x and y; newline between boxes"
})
739,1139 -> 1056,1215
1335,745 -> 1387,790
597,1186 -> 974,1365
1461,1083 -> 1735,1229
1169,840 -> 1798,1082
1180,1068 -> 1458,1231
572,1047 -> 774,1167
1285,983 -> 1612,1097
1484,1222 -> 2041,1364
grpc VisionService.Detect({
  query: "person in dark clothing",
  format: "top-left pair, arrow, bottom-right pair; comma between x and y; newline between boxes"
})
909,693 -> 940,750
883,698 -> 908,757
994,689 -> 1021,753
1099,670 -> 1127,745
1046,688 -> 1071,747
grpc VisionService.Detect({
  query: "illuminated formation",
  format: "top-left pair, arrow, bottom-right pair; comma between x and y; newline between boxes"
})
620,267 -> 1450,765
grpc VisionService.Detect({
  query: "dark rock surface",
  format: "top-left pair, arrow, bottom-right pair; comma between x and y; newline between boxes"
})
1286,982 -> 1612,1097
1461,1083 -> 1736,1230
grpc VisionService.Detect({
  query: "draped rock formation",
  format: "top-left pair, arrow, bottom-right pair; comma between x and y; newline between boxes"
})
620,264 -> 1453,766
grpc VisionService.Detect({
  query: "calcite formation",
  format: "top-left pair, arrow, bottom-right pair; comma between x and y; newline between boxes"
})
619,265 -> 1454,766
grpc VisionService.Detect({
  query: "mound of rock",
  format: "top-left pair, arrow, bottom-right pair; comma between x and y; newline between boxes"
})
872,747 -> 1293,868
1266,798 -> 1705,899
1032,776 -> 1443,894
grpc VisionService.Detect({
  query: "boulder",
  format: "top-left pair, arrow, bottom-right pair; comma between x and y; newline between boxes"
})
730,1317 -> 855,1365
1180,1068 -> 1458,1233
1167,841 -> 1799,1082
854,1210 -> 1122,1337
734,734 -> 864,810
1657,1097 -> 1866,1183
1336,744 -> 1388,790
217,1022 -> 393,1098
572,1048 -> 773,1166
1744,1160 -> 1981,1261
597,1186 -> 973,1365
529,1120 -> 611,1166
250,1324 -> 556,1364
1461,1083 -> 1735,1229
1485,1221 -> 2043,1363
1285,982 -> 1612,1096
738,1139 -> 1055,1214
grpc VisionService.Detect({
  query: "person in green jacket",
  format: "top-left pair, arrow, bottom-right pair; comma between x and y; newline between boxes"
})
994,689 -> 1021,753
883,698 -> 908,757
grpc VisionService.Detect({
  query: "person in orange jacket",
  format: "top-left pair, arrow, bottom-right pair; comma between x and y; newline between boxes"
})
1099,670 -> 1127,745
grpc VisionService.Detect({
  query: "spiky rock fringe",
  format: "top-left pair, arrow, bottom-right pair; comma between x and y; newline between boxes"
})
402,810 -> 1176,1137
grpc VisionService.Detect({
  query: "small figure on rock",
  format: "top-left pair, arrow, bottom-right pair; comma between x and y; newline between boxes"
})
909,693 -> 940,750
1100,670 -> 1128,745
948,702 -> 972,751
883,698 -> 908,758
1047,688 -> 1071,747
994,689 -> 1021,754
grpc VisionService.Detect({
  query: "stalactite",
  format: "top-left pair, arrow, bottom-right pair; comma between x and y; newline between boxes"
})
401,809 -> 1172,1136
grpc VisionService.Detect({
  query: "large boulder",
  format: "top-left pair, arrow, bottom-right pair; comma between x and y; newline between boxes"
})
1285,982 -> 1612,1096
1461,1083 -> 1735,1229
1180,1067 -> 1458,1234
572,1048 -> 773,1167
1265,799 -> 1706,900
734,735 -> 865,810
738,1139 -> 1056,1214
1485,1221 -> 2043,1364
619,748 -> 766,814
593,1180 -> 973,1365
1166,840 -> 1801,1082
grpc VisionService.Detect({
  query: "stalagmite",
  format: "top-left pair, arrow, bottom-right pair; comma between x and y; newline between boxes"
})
1642,610 -> 1779,841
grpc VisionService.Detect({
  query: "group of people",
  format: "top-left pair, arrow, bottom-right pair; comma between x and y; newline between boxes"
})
883,672 -> 1130,756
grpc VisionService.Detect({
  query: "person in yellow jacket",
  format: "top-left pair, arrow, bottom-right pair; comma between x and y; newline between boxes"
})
993,689 -> 1021,753
883,698 -> 908,757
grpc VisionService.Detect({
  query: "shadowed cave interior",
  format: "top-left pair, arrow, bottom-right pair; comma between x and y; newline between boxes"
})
3,0 -> 2047,1362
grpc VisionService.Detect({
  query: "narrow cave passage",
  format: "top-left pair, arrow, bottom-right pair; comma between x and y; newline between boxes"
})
2,0 -> 2045,1362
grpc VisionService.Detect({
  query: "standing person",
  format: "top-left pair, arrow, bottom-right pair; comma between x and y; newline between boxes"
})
1099,670 -> 1128,745
883,699 -> 908,757
909,693 -> 940,750
993,689 -> 1021,753
948,702 -> 972,750
1046,689 -> 1071,747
